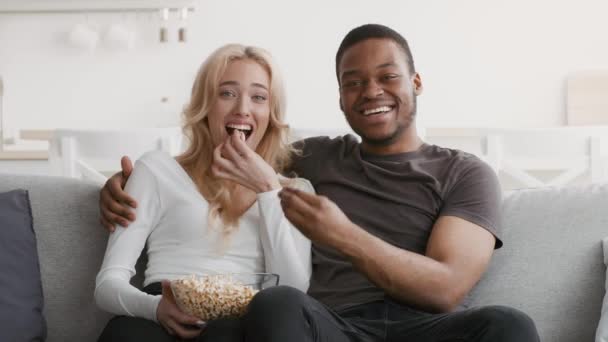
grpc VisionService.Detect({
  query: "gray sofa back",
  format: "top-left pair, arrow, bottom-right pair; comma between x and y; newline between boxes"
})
470,184 -> 608,342
1,174 -> 606,341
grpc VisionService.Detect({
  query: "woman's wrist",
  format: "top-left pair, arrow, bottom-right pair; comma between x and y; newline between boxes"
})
257,178 -> 281,193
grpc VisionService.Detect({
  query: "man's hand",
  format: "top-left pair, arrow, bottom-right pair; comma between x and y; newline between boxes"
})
278,187 -> 357,248
99,156 -> 138,232
212,131 -> 280,193
157,280 -> 204,339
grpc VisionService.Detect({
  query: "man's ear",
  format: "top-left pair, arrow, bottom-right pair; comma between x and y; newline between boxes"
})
412,72 -> 423,96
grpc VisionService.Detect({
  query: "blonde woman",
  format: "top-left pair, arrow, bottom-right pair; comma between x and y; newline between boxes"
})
95,44 -> 313,342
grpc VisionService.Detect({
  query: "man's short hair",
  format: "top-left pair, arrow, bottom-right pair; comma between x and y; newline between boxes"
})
335,24 -> 416,82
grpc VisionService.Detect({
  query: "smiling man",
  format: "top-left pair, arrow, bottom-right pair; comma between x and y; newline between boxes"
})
338,37 -> 421,154
242,24 -> 540,342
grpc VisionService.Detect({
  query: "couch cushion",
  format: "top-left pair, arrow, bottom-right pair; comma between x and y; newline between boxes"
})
0,174 -> 112,342
470,183 -> 608,342
0,189 -> 46,341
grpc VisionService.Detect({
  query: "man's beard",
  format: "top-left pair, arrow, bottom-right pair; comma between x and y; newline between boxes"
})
356,96 -> 417,147
358,121 -> 409,146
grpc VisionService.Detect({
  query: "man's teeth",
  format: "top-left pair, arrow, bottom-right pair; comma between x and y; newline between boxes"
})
362,106 -> 392,116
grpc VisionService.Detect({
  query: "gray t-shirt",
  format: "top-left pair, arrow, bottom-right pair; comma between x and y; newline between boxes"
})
288,134 -> 502,311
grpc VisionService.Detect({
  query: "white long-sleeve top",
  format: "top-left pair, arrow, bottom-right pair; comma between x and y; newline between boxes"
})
94,150 -> 312,322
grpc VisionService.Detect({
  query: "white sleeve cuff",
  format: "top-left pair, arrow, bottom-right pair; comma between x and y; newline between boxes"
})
146,295 -> 163,323
257,188 -> 281,203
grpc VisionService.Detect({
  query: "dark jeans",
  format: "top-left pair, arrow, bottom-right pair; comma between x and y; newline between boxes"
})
242,286 -> 540,342
97,282 -> 244,342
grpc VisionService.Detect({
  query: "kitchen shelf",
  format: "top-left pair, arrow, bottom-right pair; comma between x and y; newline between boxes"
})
0,0 -> 195,14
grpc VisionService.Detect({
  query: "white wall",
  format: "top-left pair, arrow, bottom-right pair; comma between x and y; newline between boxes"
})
1,0 -> 608,133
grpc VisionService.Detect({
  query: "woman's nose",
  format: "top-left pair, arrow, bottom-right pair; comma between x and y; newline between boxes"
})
235,97 -> 251,116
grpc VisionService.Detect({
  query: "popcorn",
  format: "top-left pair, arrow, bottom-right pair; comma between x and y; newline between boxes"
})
171,275 -> 258,321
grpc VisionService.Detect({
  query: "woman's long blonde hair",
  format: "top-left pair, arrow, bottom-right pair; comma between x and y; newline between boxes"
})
176,44 -> 293,236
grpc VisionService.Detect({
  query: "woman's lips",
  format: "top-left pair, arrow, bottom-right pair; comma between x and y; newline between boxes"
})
225,123 -> 253,139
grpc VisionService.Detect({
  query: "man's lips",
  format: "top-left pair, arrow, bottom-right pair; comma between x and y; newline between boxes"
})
358,105 -> 396,116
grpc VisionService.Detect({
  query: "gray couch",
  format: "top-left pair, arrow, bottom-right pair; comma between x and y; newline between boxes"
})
1,173 -> 606,342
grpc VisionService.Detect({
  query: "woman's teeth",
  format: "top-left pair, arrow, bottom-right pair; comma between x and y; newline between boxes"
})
362,106 -> 392,116
227,124 -> 252,131
226,124 -> 253,138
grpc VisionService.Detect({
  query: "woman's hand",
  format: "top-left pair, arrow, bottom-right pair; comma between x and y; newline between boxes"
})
212,131 -> 281,193
157,280 -> 204,339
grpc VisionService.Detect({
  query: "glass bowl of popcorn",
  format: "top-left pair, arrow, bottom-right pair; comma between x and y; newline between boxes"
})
170,273 -> 279,322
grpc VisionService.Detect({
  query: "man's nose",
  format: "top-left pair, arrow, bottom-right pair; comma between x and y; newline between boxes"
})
362,80 -> 384,99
